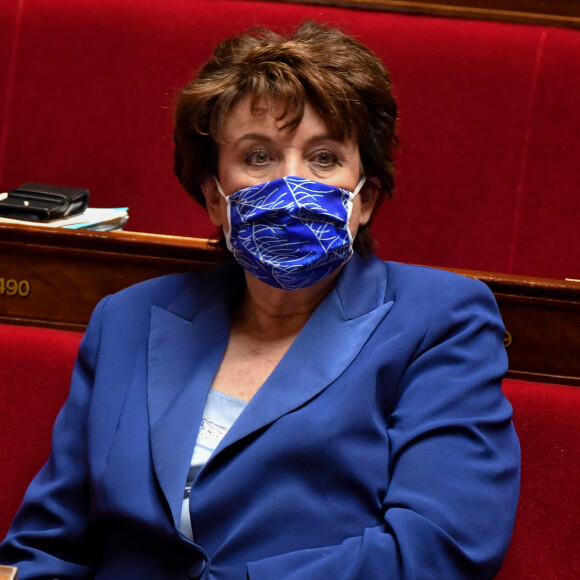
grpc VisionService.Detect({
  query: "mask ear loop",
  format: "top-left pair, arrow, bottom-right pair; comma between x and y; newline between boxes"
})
213,176 -> 235,252
214,176 -> 227,198
344,176 -> 366,244
353,176 -> 366,198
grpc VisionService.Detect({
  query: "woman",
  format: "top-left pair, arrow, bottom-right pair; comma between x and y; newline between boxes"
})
0,21 -> 519,579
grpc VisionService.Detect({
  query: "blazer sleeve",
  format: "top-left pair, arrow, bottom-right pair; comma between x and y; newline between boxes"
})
0,298 -> 109,579
247,278 -> 520,580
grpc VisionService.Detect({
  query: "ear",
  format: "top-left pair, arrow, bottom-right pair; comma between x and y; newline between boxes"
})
358,177 -> 381,226
200,176 -> 225,227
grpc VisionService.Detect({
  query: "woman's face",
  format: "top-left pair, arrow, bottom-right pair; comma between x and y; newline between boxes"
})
201,95 -> 378,238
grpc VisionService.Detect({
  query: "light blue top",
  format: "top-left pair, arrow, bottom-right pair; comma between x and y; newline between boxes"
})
179,389 -> 247,540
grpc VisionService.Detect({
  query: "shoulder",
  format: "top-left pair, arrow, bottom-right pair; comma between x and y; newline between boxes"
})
77,273 -> 199,355
101,272 -> 200,313
86,273 -> 198,337
378,262 -> 508,398
85,260 -> 243,339
384,261 -> 497,308
380,261 -> 504,341
99,259 -> 243,318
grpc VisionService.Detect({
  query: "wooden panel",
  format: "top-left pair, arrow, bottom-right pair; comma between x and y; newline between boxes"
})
0,566 -> 18,580
272,0 -> 580,28
1,223 -> 579,385
0,225 -> 222,331
445,268 -> 580,386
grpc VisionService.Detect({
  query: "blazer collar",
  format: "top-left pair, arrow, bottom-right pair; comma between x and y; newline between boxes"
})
146,260 -> 243,527
146,254 -> 392,526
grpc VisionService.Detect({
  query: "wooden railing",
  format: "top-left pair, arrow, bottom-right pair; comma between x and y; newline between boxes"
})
0,565 -> 18,580
1,223 -> 579,385
271,0 -> 580,28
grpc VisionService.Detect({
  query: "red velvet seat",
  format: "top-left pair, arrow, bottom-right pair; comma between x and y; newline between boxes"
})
1,323 -> 579,578
497,380 -> 580,579
0,0 -> 578,279
0,324 -> 81,538
0,2 -> 578,574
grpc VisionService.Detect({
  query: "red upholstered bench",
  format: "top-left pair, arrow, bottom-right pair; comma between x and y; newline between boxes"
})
0,324 -> 81,540
1,323 -> 579,578
497,380 -> 580,579
0,0 -> 578,280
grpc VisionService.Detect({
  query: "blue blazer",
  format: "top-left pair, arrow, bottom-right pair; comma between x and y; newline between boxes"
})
0,254 -> 520,580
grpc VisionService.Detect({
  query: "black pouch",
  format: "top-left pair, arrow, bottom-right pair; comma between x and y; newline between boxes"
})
0,182 -> 89,222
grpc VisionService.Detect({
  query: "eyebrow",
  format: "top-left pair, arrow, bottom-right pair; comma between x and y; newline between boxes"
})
233,132 -> 345,148
234,133 -> 275,146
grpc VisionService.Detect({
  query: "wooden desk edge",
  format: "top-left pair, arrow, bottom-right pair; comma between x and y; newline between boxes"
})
2,224 -> 578,296
0,565 -> 18,580
0,223 -> 223,260
1,224 -> 579,387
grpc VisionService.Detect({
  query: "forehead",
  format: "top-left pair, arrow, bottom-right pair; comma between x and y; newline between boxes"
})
221,95 -> 334,143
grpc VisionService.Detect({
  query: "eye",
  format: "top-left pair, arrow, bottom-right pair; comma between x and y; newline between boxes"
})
246,149 -> 273,166
310,149 -> 340,168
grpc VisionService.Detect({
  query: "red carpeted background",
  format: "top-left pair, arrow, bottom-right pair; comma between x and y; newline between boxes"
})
0,0 -> 578,279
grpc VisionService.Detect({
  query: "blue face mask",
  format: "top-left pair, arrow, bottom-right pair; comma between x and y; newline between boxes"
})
216,175 -> 366,290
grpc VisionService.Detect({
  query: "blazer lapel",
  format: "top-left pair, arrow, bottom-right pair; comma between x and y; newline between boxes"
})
145,255 -> 393,523
209,254 -> 393,464
146,264 -> 243,527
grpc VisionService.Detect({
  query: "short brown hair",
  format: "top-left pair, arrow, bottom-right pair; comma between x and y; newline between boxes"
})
174,20 -> 398,255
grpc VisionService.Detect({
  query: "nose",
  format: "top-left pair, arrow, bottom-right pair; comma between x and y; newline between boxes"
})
275,153 -> 310,180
